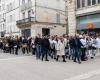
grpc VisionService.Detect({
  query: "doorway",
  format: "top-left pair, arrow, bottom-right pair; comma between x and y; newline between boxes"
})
42,28 -> 50,36
21,29 -> 31,38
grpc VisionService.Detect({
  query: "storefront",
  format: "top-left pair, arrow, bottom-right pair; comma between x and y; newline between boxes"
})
77,13 -> 100,34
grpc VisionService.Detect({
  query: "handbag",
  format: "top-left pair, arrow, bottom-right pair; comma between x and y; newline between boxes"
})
22,44 -> 27,48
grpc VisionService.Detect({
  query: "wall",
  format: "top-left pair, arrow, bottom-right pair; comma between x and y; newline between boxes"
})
67,0 -> 76,36
76,4 -> 100,16
31,24 -> 66,37
36,0 -> 66,24
5,0 -> 20,36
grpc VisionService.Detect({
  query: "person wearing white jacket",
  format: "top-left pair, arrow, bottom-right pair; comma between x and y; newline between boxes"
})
80,36 -> 87,61
55,36 -> 66,62
96,36 -> 100,55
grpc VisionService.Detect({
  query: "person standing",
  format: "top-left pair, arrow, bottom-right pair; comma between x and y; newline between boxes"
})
73,34 -> 83,64
34,34 -> 42,59
41,36 -> 50,61
69,36 -> 75,60
91,37 -> 97,58
55,36 -> 66,62
80,36 -> 87,61
8,37 -> 15,54
87,37 -> 93,59
15,36 -> 20,55
31,37 -> 35,55
96,36 -> 100,55
22,36 -> 28,54
28,37 -> 32,52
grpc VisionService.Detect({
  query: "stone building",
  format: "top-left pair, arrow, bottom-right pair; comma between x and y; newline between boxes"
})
67,0 -> 100,35
0,0 -> 66,37
16,0 -> 67,37
0,0 -> 6,37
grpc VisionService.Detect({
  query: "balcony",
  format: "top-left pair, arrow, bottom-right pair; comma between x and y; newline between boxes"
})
21,2 -> 32,11
16,17 -> 35,28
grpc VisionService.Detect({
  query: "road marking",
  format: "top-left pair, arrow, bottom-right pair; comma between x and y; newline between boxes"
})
64,69 -> 100,80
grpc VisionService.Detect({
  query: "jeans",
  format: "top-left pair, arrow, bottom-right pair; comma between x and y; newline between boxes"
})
35,45 -> 41,59
73,48 -> 81,63
15,46 -> 19,55
42,47 -> 49,61
32,48 -> 35,55
68,48 -> 74,60
9,47 -> 14,54
81,48 -> 86,60
22,48 -> 28,54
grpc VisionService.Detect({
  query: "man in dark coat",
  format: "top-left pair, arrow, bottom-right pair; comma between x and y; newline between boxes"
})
73,35 -> 83,64
15,36 -> 21,55
8,37 -> 15,54
22,37 -> 28,54
34,34 -> 42,59
41,36 -> 50,61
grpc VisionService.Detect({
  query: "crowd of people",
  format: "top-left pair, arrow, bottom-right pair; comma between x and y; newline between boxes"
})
0,33 -> 100,64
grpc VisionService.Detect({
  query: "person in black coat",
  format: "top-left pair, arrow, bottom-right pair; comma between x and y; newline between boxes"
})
15,36 -> 21,55
41,36 -> 50,61
73,35 -> 83,64
8,37 -> 15,54
69,36 -> 75,60
22,37 -> 28,54
34,35 -> 42,59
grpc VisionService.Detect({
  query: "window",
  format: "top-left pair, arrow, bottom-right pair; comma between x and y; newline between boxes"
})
28,10 -> 31,18
22,12 -> 25,19
2,4 -> 5,10
87,0 -> 91,6
28,0 -> 31,3
56,13 -> 60,23
0,15 -> 1,21
10,15 -> 12,22
98,0 -> 100,3
92,0 -> 96,5
77,0 -> 81,8
22,0 -> 25,4
0,6 -> 1,11
3,24 -> 4,30
9,3 -> 11,11
82,0 -> 85,7
7,5 -> 9,11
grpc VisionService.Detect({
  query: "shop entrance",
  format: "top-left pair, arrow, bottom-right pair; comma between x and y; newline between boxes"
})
42,28 -> 50,36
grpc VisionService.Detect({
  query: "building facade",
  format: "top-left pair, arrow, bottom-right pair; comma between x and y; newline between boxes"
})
67,0 -> 100,35
76,0 -> 100,34
5,0 -> 20,36
0,0 -> 6,37
0,0 -> 66,37
17,0 -> 67,37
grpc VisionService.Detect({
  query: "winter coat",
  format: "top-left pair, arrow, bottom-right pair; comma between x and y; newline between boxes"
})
55,40 -> 65,56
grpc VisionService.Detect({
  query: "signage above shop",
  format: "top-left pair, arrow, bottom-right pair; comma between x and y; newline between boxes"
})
87,23 -> 94,29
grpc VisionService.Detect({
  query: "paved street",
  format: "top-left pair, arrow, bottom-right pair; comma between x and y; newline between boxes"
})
0,52 -> 100,80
